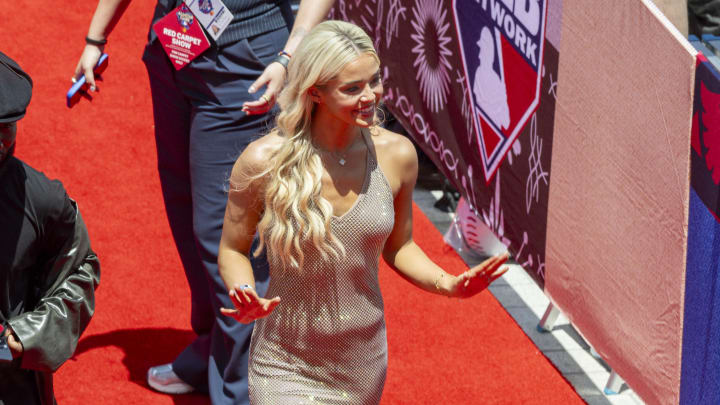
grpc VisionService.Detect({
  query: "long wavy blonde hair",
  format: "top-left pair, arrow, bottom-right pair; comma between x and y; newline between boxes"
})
249,20 -> 380,270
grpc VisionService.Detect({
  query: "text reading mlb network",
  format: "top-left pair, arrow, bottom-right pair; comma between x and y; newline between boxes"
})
479,0 -> 542,67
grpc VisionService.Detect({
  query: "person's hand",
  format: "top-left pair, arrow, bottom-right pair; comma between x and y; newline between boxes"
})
220,285 -> 281,323
4,327 -> 23,359
241,62 -> 287,115
73,44 -> 104,91
450,252 -> 509,298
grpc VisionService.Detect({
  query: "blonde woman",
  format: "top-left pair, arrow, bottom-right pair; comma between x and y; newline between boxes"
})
218,20 -> 509,404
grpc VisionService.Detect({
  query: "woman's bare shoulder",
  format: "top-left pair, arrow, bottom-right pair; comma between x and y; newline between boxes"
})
246,132 -> 285,161
232,132 -> 285,178
369,127 -> 418,188
370,127 -> 417,167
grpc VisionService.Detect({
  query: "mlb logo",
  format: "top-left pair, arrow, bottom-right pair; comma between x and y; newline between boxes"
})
453,0 -> 548,182
199,0 -> 214,15
176,4 -> 195,32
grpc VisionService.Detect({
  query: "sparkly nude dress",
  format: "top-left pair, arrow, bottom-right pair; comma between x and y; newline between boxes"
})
248,136 -> 395,405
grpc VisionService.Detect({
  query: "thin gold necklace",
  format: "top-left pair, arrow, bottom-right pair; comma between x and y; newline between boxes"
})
316,132 -> 363,166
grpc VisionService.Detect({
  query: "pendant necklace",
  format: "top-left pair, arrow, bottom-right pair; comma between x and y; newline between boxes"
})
317,134 -> 362,166
330,150 -> 348,166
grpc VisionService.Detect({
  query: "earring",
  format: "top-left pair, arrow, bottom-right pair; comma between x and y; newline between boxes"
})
309,88 -> 321,102
375,105 -> 386,125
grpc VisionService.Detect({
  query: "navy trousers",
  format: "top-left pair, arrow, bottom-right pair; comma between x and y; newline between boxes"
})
142,26 -> 288,405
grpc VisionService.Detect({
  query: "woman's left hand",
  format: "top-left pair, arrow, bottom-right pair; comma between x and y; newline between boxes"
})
450,252 -> 509,298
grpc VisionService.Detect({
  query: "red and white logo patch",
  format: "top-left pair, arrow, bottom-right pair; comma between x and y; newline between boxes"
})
453,0 -> 548,182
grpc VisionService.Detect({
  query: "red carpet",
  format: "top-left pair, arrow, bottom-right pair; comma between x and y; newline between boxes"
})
1,2 -> 584,404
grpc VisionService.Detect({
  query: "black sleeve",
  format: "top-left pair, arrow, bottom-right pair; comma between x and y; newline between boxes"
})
9,190 -> 101,373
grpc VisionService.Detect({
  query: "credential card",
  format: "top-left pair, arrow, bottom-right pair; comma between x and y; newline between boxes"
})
184,0 -> 234,41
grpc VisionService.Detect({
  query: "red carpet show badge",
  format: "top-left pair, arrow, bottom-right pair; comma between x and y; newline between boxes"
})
153,4 -> 210,70
454,0 -> 548,183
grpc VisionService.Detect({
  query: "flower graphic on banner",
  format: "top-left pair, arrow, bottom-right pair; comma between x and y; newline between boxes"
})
332,0 -> 402,51
357,0 -> 378,45
385,0 -> 407,48
329,0 -> 349,21
410,0 -> 453,113
456,69 -> 474,145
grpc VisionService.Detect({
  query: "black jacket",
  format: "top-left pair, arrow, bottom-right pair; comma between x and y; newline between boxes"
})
0,156 -> 100,405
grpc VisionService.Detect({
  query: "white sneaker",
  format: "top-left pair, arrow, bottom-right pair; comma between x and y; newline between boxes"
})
147,363 -> 195,394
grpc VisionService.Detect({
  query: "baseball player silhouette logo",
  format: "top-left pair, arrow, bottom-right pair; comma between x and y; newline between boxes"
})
454,0 -> 548,182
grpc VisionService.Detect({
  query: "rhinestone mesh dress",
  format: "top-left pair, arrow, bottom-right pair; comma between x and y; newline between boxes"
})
248,136 -> 395,405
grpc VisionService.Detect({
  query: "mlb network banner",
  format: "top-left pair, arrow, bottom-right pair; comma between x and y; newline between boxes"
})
330,0 -> 561,286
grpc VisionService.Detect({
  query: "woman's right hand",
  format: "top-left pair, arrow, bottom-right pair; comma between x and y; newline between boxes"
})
73,44 -> 104,91
220,285 -> 281,324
